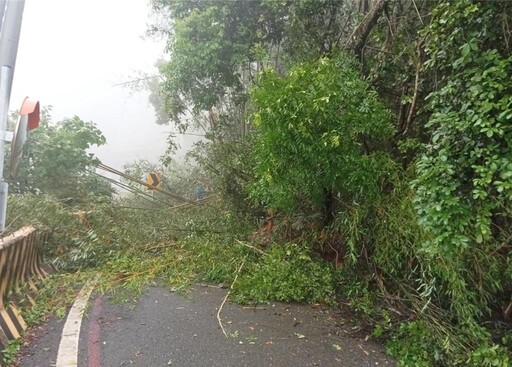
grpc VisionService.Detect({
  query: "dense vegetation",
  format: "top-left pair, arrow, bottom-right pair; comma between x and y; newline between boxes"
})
146,0 -> 512,365
5,1 -> 512,366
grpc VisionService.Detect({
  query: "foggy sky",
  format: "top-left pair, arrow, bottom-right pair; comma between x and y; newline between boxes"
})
9,0 -> 193,170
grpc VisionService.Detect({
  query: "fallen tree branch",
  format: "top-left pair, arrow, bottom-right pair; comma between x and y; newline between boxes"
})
235,239 -> 266,256
217,259 -> 246,338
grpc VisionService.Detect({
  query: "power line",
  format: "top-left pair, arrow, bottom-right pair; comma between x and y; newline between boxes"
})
111,75 -> 161,87
91,170 -> 165,207
163,131 -> 207,137
97,162 -> 197,205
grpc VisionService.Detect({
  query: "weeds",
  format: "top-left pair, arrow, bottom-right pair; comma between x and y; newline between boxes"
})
0,272 -> 93,365
386,318 -> 511,367
1,339 -> 21,366
22,271 -> 93,325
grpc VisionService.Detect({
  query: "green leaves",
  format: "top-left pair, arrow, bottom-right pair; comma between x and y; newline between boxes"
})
9,113 -> 110,202
250,52 -> 395,213
414,48 -> 512,254
412,3 -> 512,353
234,243 -> 335,304
155,0 -> 276,124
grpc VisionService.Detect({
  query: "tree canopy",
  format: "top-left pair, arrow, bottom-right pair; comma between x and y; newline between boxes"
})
8,111 -> 111,202
250,53 -> 394,215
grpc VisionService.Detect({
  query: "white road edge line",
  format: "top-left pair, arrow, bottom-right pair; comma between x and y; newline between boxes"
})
56,277 -> 98,367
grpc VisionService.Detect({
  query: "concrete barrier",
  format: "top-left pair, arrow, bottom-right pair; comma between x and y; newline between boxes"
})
0,226 -> 48,353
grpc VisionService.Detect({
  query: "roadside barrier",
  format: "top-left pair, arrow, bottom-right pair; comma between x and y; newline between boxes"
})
0,226 -> 48,353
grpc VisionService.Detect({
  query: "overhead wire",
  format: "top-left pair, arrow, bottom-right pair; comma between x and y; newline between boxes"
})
111,75 -> 162,87
116,195 -> 217,211
90,170 -> 166,207
96,162 -> 197,205
162,131 -> 207,137
11,129 -> 198,207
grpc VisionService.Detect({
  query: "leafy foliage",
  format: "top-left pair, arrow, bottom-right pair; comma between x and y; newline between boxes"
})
384,1 -> 512,364
413,0 -> 512,323
387,319 -> 511,367
150,0 -> 360,126
7,194 -> 114,269
250,52 -> 394,215
8,1 -> 512,366
1,339 -> 21,366
8,112 -> 111,203
146,1 -> 512,365
234,243 -> 335,304
189,138 -> 256,216
152,0 -> 271,123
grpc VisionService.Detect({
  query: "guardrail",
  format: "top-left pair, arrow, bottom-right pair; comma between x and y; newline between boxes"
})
0,226 -> 48,353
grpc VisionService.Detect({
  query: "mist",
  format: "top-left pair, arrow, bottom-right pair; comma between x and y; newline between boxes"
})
9,0 -> 199,171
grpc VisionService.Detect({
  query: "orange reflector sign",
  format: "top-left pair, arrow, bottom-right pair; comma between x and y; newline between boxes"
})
147,172 -> 162,190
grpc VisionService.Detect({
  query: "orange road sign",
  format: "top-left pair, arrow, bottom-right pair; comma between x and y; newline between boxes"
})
147,172 -> 162,190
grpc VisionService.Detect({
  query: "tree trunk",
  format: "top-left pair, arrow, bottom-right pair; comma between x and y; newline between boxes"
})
323,188 -> 336,227
345,0 -> 387,57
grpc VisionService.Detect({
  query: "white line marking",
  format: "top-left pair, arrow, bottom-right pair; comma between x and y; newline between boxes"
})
56,278 -> 98,367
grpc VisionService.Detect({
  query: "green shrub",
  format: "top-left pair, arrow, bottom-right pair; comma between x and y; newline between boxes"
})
387,318 -> 511,367
234,243 -> 335,304
181,235 -> 251,284
386,321 -> 439,367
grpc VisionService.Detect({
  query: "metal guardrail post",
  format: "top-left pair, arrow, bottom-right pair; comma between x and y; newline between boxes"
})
0,227 -> 48,354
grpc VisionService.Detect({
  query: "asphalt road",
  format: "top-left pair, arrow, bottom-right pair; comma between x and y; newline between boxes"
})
17,285 -> 394,367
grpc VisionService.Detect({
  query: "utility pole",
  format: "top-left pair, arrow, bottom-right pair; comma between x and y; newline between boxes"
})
0,1 -> 25,231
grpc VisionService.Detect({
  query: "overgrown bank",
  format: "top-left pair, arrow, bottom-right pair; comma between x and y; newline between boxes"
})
144,0 -> 512,365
